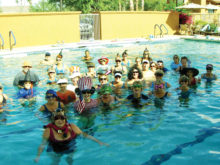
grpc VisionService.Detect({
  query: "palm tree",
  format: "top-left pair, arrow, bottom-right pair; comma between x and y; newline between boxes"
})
130,0 -> 134,11
136,0 -> 138,11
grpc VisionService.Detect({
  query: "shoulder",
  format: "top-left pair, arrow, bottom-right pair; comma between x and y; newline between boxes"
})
70,123 -> 82,135
141,94 -> 149,99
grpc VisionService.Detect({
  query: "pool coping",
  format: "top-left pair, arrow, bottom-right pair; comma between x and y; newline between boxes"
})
0,35 -> 182,58
181,35 -> 220,43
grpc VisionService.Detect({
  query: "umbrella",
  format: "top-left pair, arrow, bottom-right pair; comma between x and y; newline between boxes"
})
176,3 -> 207,9
205,4 -> 220,10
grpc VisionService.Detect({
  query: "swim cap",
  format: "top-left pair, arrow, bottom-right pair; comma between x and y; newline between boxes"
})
206,64 -> 213,70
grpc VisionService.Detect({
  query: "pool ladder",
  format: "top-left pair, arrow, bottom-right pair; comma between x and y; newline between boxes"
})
154,24 -> 168,38
9,30 -> 16,50
0,33 -> 4,50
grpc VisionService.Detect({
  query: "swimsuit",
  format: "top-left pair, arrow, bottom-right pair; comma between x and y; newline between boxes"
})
46,123 -> 77,154
43,102 -> 62,117
201,74 -> 217,82
55,65 -> 66,75
0,95 -> 6,105
47,78 -> 57,85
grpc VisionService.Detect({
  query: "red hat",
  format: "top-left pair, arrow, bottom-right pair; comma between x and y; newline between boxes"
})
98,56 -> 109,65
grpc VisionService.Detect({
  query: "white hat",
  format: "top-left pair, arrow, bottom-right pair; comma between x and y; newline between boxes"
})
57,78 -> 68,84
142,60 -> 149,64
69,72 -> 81,79
114,72 -> 122,77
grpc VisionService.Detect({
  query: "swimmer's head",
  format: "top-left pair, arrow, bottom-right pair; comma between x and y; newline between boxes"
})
46,89 -> 57,99
206,64 -> 213,71
179,75 -> 189,84
154,70 -> 164,77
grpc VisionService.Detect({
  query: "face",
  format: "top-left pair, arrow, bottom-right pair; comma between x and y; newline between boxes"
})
122,54 -> 127,58
150,63 -> 157,71
85,51 -> 90,57
115,59 -> 121,65
114,75 -> 121,83
100,59 -> 106,65
71,77 -> 79,85
157,62 -> 163,68
186,70 -> 193,77
155,73 -> 163,80
99,76 -> 107,85
143,52 -> 150,57
174,56 -> 179,63
181,59 -> 187,66
180,80 -> 188,86
54,115 -> 66,127
46,93 -> 57,103
206,68 -> 212,73
132,86 -> 142,94
0,87 -> 2,94
22,66 -> 31,72
142,62 -> 149,70
88,66 -> 94,72
82,90 -> 91,100
132,69 -> 139,78
48,72 -> 55,77
24,82 -> 32,89
135,59 -> 141,65
45,56 -> 50,61
101,93 -> 111,103
59,83 -> 67,90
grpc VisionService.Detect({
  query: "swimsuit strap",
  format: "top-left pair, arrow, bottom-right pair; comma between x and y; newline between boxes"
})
43,104 -> 50,113
58,101 -> 61,109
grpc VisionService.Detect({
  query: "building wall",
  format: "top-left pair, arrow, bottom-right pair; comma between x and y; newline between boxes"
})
98,11 -> 179,40
0,12 -> 81,49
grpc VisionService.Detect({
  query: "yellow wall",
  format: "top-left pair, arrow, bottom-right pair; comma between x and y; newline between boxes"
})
0,12 -> 81,49
98,11 -> 179,40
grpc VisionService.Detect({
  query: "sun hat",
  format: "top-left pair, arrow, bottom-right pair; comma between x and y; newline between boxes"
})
77,77 -> 93,91
206,64 -> 213,70
57,78 -> 68,84
45,52 -> 51,56
99,84 -> 112,95
98,56 -> 109,65
69,72 -> 81,79
46,89 -> 57,98
22,61 -> 32,67
181,68 -> 199,77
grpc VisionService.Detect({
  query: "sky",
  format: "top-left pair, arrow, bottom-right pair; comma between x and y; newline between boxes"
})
0,0 -> 41,6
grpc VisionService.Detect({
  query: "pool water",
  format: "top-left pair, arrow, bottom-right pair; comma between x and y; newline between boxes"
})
0,39 -> 220,165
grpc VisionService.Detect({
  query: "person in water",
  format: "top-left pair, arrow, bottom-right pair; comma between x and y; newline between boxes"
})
85,62 -> 96,78
125,65 -> 143,89
201,64 -> 217,82
0,84 -> 8,111
56,79 -> 76,106
46,68 -> 57,85
40,52 -> 54,66
157,60 -> 169,73
177,75 -> 191,99
142,60 -> 155,85
74,77 -> 98,115
180,67 -> 200,87
111,55 -> 127,75
141,47 -> 153,63
121,50 -> 132,68
17,80 -> 37,106
39,89 -> 65,117
82,50 -> 92,61
170,54 -> 182,71
54,52 -> 69,78
97,56 -> 111,75
150,70 -> 170,91
67,72 -> 81,93
34,110 -> 108,164
111,71 -> 125,97
13,61 -> 40,88
126,81 -> 149,108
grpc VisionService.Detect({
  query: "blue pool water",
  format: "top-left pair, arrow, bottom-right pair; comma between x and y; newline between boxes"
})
0,39 -> 220,165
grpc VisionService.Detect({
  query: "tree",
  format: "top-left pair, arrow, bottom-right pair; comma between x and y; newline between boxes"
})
135,0 -> 138,11
129,0 -> 134,11
30,0 -> 60,12
141,0 -> 144,11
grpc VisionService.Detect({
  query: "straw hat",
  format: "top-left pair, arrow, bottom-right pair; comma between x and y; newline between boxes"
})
22,61 -> 32,67
181,68 -> 199,77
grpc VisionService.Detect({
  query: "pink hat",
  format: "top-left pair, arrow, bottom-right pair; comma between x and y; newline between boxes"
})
77,77 -> 93,91
98,56 -> 109,65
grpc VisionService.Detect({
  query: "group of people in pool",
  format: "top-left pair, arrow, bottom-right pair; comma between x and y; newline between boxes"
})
0,48 -> 218,164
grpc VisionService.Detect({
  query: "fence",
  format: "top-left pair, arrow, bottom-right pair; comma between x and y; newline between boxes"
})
191,13 -> 220,25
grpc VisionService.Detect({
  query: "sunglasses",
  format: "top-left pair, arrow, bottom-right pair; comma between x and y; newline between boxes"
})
100,60 -> 106,62
133,71 -> 139,73
133,84 -> 142,88
206,68 -> 213,70
54,115 -> 65,121
115,76 -> 121,78
23,66 -> 31,68
99,78 -> 107,81
116,60 -> 121,62
151,65 -> 156,67
82,90 -> 91,94
155,73 -> 163,77
46,95 -> 56,99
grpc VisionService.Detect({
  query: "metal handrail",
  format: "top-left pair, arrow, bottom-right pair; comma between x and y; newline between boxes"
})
9,30 -> 16,51
154,24 -> 162,38
0,33 -> 4,49
160,24 -> 168,36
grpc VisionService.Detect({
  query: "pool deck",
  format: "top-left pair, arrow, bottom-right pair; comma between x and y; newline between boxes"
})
181,35 -> 220,43
0,35 -> 181,58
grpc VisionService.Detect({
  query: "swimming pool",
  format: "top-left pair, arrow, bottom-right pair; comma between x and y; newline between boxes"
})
0,39 -> 220,165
